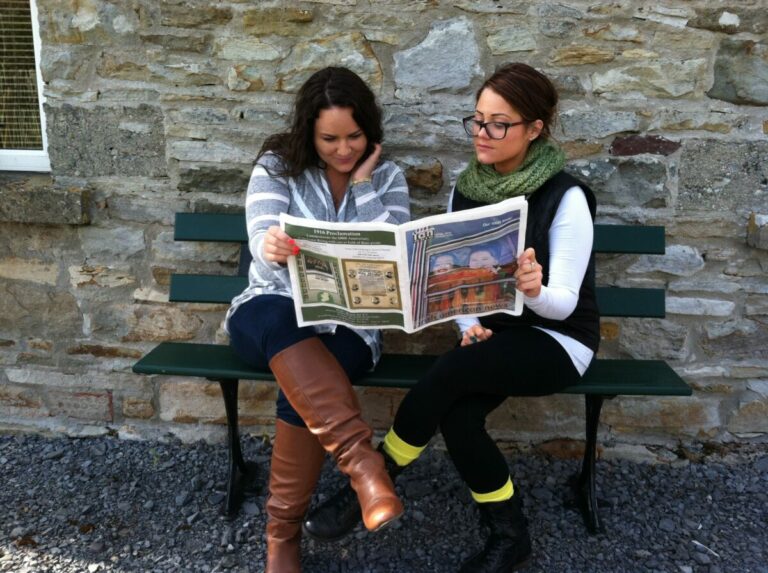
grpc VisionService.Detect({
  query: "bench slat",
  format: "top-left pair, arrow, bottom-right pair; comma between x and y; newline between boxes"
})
595,287 -> 664,318
593,224 -> 665,254
133,342 -> 690,397
175,213 -> 247,243
175,214 -> 666,256
169,274 -> 665,318
170,275 -> 246,303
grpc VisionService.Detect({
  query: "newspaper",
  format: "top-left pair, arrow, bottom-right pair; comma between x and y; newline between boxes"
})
281,195 -> 528,333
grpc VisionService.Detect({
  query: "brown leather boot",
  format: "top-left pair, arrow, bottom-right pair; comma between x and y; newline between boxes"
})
265,419 -> 326,573
269,338 -> 403,532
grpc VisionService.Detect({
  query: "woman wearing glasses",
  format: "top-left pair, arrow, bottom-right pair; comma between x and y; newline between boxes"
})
226,66 -> 410,573
304,63 -> 598,572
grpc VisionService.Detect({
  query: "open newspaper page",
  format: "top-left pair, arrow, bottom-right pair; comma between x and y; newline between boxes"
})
281,195 -> 527,332
281,215 -> 411,329
404,195 -> 527,331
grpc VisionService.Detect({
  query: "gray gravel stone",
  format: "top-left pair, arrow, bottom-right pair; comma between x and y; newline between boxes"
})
0,434 -> 765,572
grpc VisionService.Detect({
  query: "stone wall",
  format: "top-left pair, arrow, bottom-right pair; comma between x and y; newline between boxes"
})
1,0 -> 766,449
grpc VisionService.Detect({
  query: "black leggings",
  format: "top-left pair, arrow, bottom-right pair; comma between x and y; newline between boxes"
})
392,326 -> 581,494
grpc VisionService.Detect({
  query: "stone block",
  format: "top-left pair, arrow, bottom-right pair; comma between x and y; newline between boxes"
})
152,231 -> 240,264
394,18 -> 480,98
359,387 -> 405,430
396,157 -> 444,194
708,39 -> 768,105
747,213 -> 768,250
159,5 -> 232,28
278,32 -> 382,94
48,389 -> 113,422
551,45 -> 614,66
603,397 -> 720,436
566,156 -> 670,208
619,319 -> 689,361
227,65 -> 266,92
678,140 -> 768,212
139,32 -> 211,53
632,5 -> 692,28
79,226 -> 146,261
559,108 -> 639,140
609,135 -> 680,157
453,1 -> 528,14
213,38 -> 282,61
241,7 -> 313,35
123,307 -> 203,342
689,7 -> 767,35
106,194 -> 189,225
159,379 -> 275,425
47,104 -> 166,177
487,394 -> 582,436
0,258 -> 58,286
536,3 -> 582,38
0,177 -> 89,225
66,344 -> 142,359
728,383 -> 768,433
627,245 -> 704,277
666,297 -> 735,317
0,385 -> 47,418
168,141 -> 254,164
592,59 -> 708,98
68,265 -> 136,289
0,283 -> 82,339
122,397 -> 155,420
584,23 -> 641,43
486,26 -> 536,54
178,165 -> 251,195
701,321 -> 768,361
746,296 -> 768,317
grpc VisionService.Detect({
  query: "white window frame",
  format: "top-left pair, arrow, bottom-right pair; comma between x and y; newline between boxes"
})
0,0 -> 51,172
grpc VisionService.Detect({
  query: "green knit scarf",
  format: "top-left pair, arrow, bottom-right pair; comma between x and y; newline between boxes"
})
456,139 -> 566,203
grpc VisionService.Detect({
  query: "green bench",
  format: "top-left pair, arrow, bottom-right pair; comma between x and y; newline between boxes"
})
133,212 -> 691,534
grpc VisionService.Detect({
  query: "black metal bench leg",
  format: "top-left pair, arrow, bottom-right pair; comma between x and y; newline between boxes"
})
577,394 -> 605,534
215,378 -> 260,518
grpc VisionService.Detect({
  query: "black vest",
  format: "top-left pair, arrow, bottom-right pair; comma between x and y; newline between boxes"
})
452,171 -> 600,352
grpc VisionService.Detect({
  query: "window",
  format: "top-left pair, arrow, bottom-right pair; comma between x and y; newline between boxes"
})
0,0 -> 50,172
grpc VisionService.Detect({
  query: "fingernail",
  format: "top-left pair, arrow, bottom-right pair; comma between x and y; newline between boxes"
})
470,335 -> 478,344
288,239 -> 295,245
292,247 -> 300,255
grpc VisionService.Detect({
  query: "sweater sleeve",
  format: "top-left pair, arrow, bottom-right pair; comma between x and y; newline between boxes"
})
524,186 -> 593,320
244,155 -> 292,277
349,162 -> 411,224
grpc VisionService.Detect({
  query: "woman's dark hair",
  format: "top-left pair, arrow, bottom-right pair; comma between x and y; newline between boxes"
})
477,63 -> 559,140
257,67 -> 383,177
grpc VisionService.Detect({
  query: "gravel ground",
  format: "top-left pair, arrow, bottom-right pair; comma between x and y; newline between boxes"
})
1,433 -> 766,573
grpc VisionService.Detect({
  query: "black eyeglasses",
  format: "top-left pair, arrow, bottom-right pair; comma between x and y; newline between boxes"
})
462,116 -> 528,140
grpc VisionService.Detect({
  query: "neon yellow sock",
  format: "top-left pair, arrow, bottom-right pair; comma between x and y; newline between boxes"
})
471,477 -> 515,503
382,428 -> 426,467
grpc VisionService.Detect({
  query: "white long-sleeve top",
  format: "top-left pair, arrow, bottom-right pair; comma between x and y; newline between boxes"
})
454,186 -> 595,375
225,152 -> 411,366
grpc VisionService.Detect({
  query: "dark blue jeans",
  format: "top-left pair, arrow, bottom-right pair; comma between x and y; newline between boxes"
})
227,294 -> 373,427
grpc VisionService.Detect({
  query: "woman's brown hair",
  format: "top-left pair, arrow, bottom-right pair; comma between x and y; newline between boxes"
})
257,67 -> 383,177
477,63 -> 559,140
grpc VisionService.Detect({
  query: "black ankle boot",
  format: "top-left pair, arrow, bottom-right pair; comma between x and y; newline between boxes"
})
303,444 -> 403,542
459,493 -> 532,572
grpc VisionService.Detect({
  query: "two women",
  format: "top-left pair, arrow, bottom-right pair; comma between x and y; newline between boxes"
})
303,63 -> 599,572
226,67 -> 410,573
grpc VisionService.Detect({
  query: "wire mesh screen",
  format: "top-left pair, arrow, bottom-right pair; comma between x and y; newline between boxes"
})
1,0 -> 43,150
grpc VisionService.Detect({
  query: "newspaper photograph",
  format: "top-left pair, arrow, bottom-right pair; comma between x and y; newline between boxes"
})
281,195 -> 528,332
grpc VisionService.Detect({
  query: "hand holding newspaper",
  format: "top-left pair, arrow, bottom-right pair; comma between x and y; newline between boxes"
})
281,196 -> 528,333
